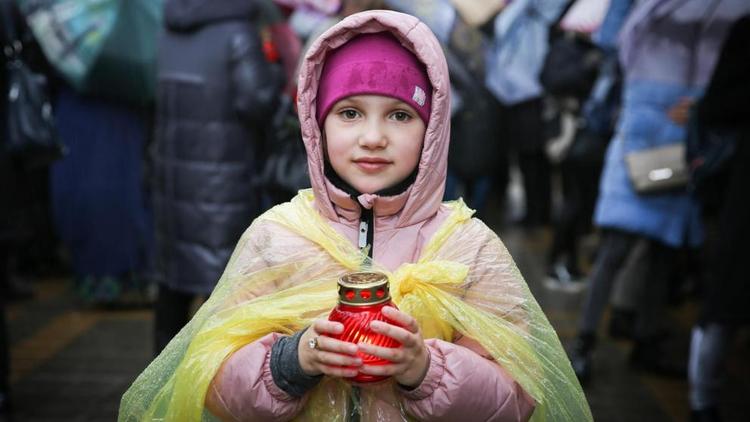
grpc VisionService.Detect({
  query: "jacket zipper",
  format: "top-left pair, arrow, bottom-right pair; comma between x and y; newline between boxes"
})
358,207 -> 374,258
349,206 -> 373,422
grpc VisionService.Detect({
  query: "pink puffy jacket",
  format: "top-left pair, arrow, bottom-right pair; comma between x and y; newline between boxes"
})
205,10 -> 535,421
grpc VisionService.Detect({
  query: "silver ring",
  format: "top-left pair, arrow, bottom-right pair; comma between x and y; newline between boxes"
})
307,336 -> 320,350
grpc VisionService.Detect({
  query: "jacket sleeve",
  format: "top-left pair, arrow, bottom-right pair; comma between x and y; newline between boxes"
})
205,333 -> 308,421
399,338 -> 535,422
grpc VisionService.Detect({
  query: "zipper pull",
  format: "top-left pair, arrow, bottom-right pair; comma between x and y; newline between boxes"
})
358,220 -> 368,250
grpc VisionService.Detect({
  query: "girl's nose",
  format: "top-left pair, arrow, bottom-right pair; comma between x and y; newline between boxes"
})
358,119 -> 387,149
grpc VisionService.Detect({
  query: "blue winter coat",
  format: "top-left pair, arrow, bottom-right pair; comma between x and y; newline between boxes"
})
594,81 -> 702,247
593,0 -> 750,247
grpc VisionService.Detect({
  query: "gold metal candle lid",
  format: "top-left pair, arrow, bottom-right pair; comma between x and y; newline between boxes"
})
338,272 -> 391,306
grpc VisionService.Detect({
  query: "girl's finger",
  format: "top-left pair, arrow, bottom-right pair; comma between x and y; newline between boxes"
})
381,306 -> 419,333
369,320 -> 417,346
320,365 -> 360,378
316,335 -> 358,355
313,319 -> 345,335
357,363 -> 401,377
315,350 -> 362,368
358,342 -> 405,362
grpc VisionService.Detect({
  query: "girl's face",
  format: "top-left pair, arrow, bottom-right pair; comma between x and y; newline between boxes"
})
323,95 -> 426,194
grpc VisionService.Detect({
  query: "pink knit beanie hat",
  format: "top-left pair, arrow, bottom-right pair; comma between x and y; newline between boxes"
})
316,32 -> 432,125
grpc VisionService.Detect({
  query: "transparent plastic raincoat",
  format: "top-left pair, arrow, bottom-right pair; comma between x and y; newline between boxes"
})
119,10 -> 591,422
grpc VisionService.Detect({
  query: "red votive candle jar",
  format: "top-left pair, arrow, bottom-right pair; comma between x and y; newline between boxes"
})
327,272 -> 400,383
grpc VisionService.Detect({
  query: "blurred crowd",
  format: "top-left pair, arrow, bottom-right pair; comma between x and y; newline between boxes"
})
1,0 -> 749,421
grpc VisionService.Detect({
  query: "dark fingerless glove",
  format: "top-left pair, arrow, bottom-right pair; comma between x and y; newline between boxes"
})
269,328 -> 323,398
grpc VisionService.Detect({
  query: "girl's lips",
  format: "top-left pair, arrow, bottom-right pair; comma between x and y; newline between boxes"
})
353,158 -> 391,172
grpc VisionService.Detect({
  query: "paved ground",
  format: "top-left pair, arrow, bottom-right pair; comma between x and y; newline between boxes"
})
3,215 -> 749,421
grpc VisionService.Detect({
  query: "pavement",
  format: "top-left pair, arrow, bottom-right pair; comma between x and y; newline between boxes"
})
3,210 -> 749,421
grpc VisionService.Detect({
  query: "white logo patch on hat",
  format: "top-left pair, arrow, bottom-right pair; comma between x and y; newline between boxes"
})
412,86 -> 426,107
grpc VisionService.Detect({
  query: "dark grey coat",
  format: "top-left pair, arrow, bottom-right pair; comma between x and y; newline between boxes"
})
153,0 -> 282,294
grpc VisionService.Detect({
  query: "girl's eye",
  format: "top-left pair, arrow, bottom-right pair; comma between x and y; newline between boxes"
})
391,111 -> 411,122
341,109 -> 359,120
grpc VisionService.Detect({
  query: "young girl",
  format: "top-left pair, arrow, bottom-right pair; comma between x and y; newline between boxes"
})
120,10 -> 591,422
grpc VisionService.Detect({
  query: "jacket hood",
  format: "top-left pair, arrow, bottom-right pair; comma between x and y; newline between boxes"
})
297,10 -> 451,228
164,0 -> 256,31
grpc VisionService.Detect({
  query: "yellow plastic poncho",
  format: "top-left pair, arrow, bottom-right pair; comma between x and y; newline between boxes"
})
119,190 -> 592,421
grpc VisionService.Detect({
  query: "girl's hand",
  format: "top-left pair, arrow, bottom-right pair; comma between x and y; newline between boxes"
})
357,306 -> 430,388
298,319 -> 362,378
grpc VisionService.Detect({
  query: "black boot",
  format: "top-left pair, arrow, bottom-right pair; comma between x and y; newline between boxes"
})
570,332 -> 596,385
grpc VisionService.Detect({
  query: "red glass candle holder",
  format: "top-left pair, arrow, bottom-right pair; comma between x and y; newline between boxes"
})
326,272 -> 400,383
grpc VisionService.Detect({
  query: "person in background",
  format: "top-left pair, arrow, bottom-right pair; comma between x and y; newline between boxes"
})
1,0 -> 60,414
687,14 -> 750,422
569,0 -> 750,384
50,86 -> 154,307
0,0 -> 60,304
151,0 -> 283,353
542,0 -> 628,291
484,0 -> 570,228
